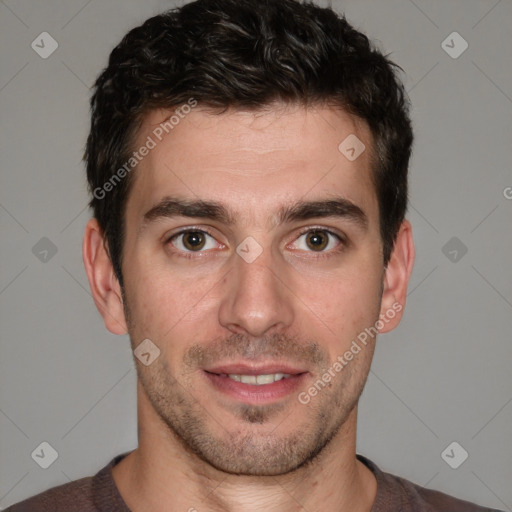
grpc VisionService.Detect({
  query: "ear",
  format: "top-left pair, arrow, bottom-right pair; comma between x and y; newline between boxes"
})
82,218 -> 128,335
378,219 -> 415,333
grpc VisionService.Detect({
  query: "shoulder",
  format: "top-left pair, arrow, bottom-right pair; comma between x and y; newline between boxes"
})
358,454 -> 504,512
3,476 -> 96,512
392,472 -> 501,512
3,453 -> 129,512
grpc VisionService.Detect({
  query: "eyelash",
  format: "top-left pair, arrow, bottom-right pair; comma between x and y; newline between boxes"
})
166,226 -> 347,260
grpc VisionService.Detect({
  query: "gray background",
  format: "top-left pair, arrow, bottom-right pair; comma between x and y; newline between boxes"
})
0,0 -> 511,509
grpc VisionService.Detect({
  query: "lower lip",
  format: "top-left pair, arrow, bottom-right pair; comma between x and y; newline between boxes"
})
203,371 -> 308,405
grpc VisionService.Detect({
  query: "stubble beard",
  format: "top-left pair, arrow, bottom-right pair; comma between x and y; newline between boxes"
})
135,340 -> 373,477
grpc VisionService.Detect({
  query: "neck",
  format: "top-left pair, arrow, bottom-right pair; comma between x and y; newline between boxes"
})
112,383 -> 377,512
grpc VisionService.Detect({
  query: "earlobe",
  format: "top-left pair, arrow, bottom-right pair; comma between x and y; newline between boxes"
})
82,218 -> 128,335
378,219 -> 415,334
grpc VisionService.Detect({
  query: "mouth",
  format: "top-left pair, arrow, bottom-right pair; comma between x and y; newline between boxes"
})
216,372 -> 292,385
203,363 -> 309,404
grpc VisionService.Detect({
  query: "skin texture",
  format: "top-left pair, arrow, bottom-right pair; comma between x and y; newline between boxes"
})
83,104 -> 415,512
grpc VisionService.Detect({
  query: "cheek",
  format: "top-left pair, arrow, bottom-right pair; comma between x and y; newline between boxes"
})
123,256 -> 220,340
292,258 -> 382,345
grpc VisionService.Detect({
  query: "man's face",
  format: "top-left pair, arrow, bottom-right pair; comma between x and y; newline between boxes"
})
120,104 -> 386,476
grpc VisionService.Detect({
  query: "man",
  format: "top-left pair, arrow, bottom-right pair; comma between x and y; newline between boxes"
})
6,0 -> 503,510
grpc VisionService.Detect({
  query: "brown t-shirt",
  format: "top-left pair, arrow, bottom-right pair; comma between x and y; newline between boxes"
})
4,452 -> 503,512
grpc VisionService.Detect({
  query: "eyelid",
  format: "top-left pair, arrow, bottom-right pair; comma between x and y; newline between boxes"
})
165,225 -> 216,240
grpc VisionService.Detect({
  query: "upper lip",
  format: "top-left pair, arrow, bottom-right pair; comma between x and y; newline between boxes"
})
204,362 -> 308,376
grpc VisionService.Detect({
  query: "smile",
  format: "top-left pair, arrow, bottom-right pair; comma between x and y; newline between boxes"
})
224,373 -> 291,385
203,369 -> 308,405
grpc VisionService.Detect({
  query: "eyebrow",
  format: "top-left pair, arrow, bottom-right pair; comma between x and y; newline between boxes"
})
141,195 -> 368,232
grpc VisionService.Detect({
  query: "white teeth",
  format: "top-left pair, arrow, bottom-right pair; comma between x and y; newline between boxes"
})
256,374 -> 275,385
228,373 -> 291,385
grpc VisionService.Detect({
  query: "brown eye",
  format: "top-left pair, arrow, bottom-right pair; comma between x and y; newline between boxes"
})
182,231 -> 206,251
305,230 -> 329,251
290,228 -> 342,255
170,230 -> 219,253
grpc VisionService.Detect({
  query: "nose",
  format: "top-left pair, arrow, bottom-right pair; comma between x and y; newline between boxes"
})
218,243 -> 295,337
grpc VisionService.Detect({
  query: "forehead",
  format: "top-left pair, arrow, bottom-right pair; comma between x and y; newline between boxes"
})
125,104 -> 378,227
